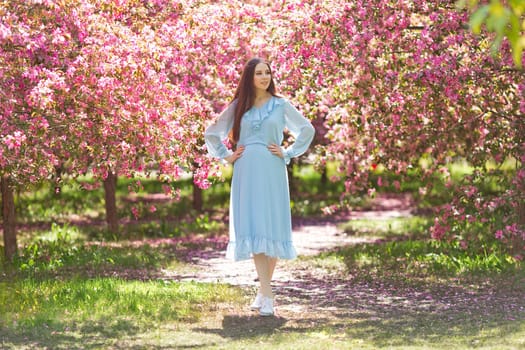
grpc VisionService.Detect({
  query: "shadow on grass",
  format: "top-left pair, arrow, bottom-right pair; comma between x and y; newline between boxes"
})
2,232 -> 229,282
0,318 -> 142,350
271,271 -> 525,348
186,270 -> 524,347
193,314 -> 288,340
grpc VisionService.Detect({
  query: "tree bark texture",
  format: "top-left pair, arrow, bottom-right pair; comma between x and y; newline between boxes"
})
53,164 -> 63,197
320,166 -> 328,187
1,176 -> 17,261
103,171 -> 119,234
193,181 -> 203,212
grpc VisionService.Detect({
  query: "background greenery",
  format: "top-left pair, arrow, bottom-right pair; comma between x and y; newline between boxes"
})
1,162 -> 523,349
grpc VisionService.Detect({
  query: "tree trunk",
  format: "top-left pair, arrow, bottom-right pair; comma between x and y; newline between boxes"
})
103,171 -> 118,233
193,181 -> 203,212
53,164 -> 63,197
1,176 -> 17,261
320,166 -> 328,188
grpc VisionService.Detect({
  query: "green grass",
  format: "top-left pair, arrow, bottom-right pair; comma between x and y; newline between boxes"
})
2,223 -> 195,280
1,216 -> 523,349
340,216 -> 433,240
0,278 -> 245,349
2,272 -> 522,350
185,316 -> 525,350
1,161 -> 523,349
277,217 -> 524,350
337,216 -> 519,276
339,239 -> 518,276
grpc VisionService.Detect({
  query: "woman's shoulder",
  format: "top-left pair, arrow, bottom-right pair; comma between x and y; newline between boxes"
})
266,95 -> 287,112
274,95 -> 301,112
222,98 -> 237,111
272,94 -> 289,105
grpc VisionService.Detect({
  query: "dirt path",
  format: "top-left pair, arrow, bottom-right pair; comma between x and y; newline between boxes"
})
177,193 -> 414,287
175,217 -> 367,286
167,194 -> 525,346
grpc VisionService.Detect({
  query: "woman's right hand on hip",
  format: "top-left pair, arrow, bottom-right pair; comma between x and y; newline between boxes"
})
225,145 -> 245,164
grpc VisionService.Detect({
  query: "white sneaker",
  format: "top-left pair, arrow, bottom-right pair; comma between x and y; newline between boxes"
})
250,293 -> 263,311
259,296 -> 274,316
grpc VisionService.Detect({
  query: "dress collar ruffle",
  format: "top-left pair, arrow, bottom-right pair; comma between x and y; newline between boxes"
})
248,96 -> 285,131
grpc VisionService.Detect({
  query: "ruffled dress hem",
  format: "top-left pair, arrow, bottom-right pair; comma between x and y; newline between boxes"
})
225,237 -> 297,261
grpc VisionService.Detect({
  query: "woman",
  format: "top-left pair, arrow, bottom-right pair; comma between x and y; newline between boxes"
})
204,58 -> 315,316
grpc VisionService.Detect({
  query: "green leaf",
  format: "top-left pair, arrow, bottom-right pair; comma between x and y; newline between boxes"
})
486,4 -> 510,33
512,37 -> 525,68
469,5 -> 490,34
509,0 -> 525,15
456,0 -> 466,9
508,12 -> 521,32
490,33 -> 504,55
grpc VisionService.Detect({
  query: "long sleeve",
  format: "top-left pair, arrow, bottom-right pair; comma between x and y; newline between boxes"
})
204,102 -> 235,159
282,101 -> 315,164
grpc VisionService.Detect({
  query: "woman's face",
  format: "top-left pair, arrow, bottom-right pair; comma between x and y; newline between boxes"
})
253,62 -> 271,91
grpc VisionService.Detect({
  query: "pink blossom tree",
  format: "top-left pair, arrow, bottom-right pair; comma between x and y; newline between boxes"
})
1,0 -> 523,261
1,0 -> 85,259
266,0 -> 524,252
0,0 -> 193,258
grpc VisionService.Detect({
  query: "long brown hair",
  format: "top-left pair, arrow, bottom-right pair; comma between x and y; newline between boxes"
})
230,58 -> 278,144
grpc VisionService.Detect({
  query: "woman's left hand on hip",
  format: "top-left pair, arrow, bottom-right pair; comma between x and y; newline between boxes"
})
267,143 -> 283,158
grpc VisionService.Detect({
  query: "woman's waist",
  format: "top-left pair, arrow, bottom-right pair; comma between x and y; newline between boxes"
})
239,141 -> 272,147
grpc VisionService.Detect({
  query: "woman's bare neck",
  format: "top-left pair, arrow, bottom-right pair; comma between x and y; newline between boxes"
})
253,92 -> 272,107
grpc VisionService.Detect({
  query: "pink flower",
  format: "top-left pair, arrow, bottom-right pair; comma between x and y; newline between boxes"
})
3,131 -> 26,150
149,205 -> 157,213
495,230 -> 504,239
131,206 -> 140,220
194,178 -> 211,189
431,220 -> 449,240
162,184 -> 172,196
393,180 -> 400,190
0,23 -> 12,41
465,186 -> 477,197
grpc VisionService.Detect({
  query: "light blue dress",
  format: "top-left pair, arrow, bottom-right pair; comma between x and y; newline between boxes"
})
204,96 -> 315,261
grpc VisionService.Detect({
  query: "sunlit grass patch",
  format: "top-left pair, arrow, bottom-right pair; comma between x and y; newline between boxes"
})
11,239 -> 181,277
16,222 -> 89,247
2,223 -> 188,278
340,216 -> 432,240
334,216 -> 520,276
340,240 -> 519,276
0,278 -> 244,346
